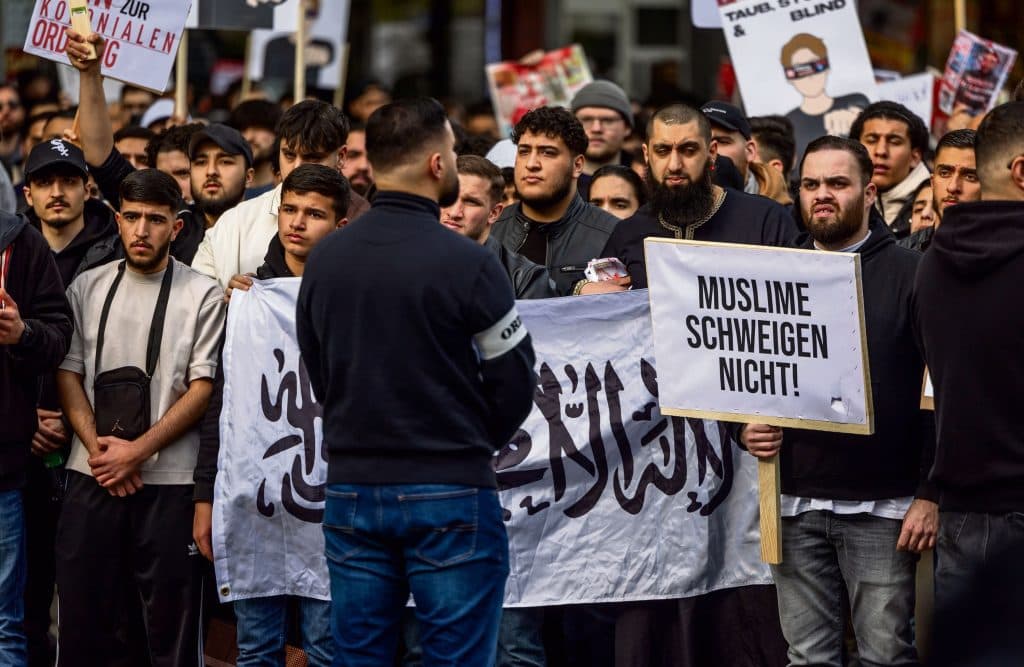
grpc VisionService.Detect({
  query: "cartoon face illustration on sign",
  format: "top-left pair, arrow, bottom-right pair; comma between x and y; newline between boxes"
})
780,33 -> 871,159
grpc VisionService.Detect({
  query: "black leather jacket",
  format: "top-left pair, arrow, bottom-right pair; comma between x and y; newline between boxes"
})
484,236 -> 556,299
490,194 -> 618,295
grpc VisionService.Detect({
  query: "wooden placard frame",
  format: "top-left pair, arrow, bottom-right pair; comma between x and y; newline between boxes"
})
644,238 -> 876,564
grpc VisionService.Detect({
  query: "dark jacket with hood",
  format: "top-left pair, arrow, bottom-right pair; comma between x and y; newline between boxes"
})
490,193 -> 619,295
194,235 -> 294,502
769,214 -> 936,501
26,198 -> 121,413
0,212 -> 73,490
484,236 -> 556,300
26,198 -> 122,288
912,200 -> 1024,512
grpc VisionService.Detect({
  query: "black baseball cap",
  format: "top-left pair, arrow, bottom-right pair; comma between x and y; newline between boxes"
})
701,101 -> 752,140
23,139 -> 89,180
188,123 -> 254,168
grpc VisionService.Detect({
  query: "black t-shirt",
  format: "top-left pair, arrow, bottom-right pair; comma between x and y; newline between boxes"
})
786,92 -> 871,160
601,189 -> 800,288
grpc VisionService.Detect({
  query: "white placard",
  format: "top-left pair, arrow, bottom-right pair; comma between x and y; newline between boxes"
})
246,0 -> 350,90
23,0 -> 192,93
645,239 -> 873,434
692,0 -> 722,29
878,73 -> 936,130
186,0 -> 298,31
718,0 -> 877,154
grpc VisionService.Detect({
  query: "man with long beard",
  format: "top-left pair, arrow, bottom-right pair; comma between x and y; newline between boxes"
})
742,135 -> 936,666
597,103 -> 798,667
597,103 -> 799,291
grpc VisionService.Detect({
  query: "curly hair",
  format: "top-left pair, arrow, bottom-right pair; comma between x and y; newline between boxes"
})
511,106 -> 588,157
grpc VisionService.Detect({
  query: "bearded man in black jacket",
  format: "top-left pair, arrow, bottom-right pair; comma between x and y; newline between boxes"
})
743,136 -> 936,666
913,101 -> 1024,627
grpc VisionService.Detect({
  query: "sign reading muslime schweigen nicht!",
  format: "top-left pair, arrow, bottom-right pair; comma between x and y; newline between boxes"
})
644,239 -> 873,435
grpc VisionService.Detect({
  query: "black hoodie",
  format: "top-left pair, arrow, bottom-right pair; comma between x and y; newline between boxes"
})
26,198 -> 122,288
772,215 -> 936,501
0,212 -> 72,490
912,200 -> 1024,512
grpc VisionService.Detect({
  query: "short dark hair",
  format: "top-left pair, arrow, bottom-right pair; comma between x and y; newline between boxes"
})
590,164 -> 648,207
936,129 -> 977,154
119,168 -> 184,212
458,134 -> 497,157
277,99 -> 349,155
229,99 -> 283,134
750,115 -> 797,175
145,122 -> 204,167
281,164 -> 351,222
456,154 -> 504,205
975,101 -> 1024,176
512,106 -> 588,156
120,85 -> 153,101
800,135 -> 874,187
366,97 -> 450,172
849,101 -> 929,154
114,125 -> 155,144
647,104 -> 712,145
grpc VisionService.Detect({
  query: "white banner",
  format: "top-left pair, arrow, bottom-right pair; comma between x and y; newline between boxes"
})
213,278 -> 329,602
645,239 -> 872,434
213,284 -> 773,605
878,72 -> 936,130
501,291 -> 771,606
23,0 -> 192,93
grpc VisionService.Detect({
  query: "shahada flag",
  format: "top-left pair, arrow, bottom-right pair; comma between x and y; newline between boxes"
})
213,281 -> 770,604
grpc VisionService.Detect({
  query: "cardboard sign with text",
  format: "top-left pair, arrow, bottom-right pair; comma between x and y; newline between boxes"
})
645,239 -> 873,434
717,0 -> 877,155
23,0 -> 192,92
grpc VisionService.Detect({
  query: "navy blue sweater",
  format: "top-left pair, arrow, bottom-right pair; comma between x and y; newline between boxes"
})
296,191 -> 536,487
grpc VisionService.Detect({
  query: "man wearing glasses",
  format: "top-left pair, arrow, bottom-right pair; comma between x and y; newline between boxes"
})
571,81 -> 634,185
780,33 -> 870,159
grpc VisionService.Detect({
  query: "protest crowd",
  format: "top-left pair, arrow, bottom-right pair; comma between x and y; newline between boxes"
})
2,6 -> 1024,667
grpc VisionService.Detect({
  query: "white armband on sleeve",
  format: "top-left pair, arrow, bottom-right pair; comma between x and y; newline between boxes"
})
474,306 -> 527,360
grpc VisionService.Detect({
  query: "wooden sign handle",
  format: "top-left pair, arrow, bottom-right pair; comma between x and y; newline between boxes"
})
758,455 -> 783,564
69,0 -> 98,60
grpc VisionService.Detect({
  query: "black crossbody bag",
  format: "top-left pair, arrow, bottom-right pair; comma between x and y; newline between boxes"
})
92,260 -> 173,440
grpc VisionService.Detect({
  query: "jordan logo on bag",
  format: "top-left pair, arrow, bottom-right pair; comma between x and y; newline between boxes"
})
112,419 -> 124,433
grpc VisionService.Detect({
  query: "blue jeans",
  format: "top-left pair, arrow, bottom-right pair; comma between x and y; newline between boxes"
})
234,595 -> 333,667
323,484 -> 509,667
772,511 -> 919,667
0,489 -> 27,667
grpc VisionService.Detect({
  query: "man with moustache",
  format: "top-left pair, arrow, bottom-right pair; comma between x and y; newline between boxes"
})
571,80 -> 634,178
742,136 -> 936,666
342,122 -> 375,198
595,103 -> 796,667
55,169 -> 225,666
597,103 -> 798,291
193,100 -> 371,290
900,129 -> 980,251
490,106 -> 619,295
65,31 -> 254,263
